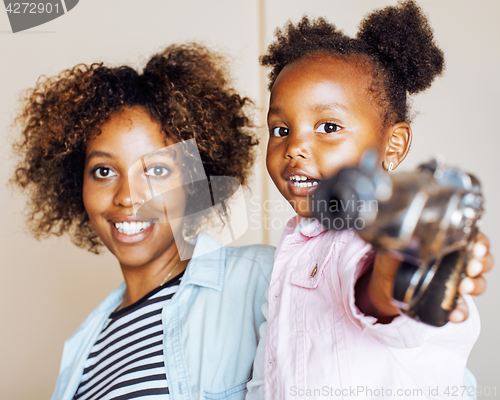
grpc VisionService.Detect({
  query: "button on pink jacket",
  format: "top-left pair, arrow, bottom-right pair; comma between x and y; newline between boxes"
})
264,216 -> 480,400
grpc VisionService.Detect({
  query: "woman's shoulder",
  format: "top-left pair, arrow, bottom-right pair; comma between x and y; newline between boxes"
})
70,283 -> 126,335
226,242 -> 275,258
225,243 -> 275,283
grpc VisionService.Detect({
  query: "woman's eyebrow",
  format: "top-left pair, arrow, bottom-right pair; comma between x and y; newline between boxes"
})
86,150 -> 114,164
147,149 -> 175,158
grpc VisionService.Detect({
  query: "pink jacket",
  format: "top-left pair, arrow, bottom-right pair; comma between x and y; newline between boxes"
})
264,216 -> 480,400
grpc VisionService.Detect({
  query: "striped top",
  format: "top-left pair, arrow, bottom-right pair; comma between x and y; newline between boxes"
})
72,273 -> 183,400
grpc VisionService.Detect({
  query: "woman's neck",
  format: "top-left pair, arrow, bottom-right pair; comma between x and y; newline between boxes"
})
118,242 -> 194,309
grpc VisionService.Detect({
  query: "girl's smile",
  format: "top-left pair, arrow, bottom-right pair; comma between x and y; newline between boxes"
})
266,53 -> 394,217
284,168 -> 321,196
83,106 -> 187,270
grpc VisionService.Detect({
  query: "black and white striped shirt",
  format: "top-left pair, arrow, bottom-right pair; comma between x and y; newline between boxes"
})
73,273 -> 183,400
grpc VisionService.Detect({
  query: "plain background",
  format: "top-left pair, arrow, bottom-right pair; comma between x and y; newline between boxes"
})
1,1 -> 498,398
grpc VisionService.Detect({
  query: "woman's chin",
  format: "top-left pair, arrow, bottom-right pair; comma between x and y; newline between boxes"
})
111,246 -> 163,270
98,222 -> 172,269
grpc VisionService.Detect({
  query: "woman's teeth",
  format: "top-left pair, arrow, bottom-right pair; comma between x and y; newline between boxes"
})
289,175 -> 319,188
114,221 -> 153,235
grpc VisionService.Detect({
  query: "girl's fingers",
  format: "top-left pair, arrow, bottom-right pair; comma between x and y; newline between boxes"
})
474,231 -> 490,254
466,253 -> 493,277
458,276 -> 487,296
471,231 -> 490,261
468,276 -> 487,296
458,277 -> 474,295
449,296 -> 468,322
465,231 -> 493,278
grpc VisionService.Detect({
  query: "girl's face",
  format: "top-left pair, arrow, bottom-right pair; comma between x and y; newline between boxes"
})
83,106 -> 186,269
266,54 -> 390,217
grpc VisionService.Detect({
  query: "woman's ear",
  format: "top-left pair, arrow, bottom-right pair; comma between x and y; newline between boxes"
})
383,122 -> 412,171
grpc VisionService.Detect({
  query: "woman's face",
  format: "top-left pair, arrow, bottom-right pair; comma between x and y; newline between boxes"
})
83,106 -> 186,269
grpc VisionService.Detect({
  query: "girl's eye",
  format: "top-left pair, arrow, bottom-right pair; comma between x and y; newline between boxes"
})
270,127 -> 289,137
316,122 -> 341,134
94,167 -> 116,179
145,166 -> 169,178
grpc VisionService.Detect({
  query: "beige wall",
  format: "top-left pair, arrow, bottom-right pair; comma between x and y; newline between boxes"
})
1,1 -> 498,398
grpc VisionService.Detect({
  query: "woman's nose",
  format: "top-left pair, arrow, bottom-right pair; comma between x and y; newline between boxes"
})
126,159 -> 151,210
114,176 -> 133,208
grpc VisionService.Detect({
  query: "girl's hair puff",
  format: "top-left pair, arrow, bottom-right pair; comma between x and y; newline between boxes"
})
261,0 -> 444,126
12,44 -> 258,253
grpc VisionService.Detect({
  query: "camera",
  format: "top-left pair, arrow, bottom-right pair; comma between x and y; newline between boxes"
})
313,151 -> 483,326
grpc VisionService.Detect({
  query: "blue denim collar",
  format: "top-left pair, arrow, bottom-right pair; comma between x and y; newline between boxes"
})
181,232 -> 226,292
87,232 -> 227,323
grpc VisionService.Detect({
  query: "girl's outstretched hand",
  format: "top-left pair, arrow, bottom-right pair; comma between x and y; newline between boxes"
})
356,231 -> 493,324
449,231 -> 493,322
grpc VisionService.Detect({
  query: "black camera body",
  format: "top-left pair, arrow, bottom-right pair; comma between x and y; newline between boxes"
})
313,151 -> 483,326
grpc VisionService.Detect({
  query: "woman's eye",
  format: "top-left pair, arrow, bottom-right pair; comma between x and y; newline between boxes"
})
94,167 -> 116,179
270,127 -> 289,137
316,122 -> 341,134
146,166 -> 169,178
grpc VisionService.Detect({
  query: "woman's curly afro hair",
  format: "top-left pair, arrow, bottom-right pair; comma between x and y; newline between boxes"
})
12,43 -> 258,253
261,0 -> 444,126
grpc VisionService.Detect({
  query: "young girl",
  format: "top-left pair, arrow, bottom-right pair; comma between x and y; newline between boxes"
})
12,44 -> 274,400
248,1 -> 492,399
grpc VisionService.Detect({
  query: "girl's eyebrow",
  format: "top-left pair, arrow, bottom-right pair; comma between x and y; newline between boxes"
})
268,102 -> 346,117
312,102 -> 346,113
267,106 -> 282,117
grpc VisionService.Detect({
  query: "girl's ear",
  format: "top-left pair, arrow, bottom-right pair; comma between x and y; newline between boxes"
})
383,122 -> 412,171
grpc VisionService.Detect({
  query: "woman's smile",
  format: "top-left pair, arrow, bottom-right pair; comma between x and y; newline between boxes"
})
113,220 -> 153,236
109,218 -> 156,243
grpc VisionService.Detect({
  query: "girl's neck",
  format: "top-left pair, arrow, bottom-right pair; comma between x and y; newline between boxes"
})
294,216 -> 316,233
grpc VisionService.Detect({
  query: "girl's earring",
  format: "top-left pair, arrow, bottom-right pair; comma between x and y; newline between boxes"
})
388,161 -> 394,172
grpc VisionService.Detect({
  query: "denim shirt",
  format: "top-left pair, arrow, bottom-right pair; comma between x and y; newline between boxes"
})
50,232 -> 274,400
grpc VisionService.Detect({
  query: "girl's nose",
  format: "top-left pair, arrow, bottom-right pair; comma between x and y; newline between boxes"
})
285,132 -> 309,160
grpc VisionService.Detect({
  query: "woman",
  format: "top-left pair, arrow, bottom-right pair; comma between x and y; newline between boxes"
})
12,43 -> 274,400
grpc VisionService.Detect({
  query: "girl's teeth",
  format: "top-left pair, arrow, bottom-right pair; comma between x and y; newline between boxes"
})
290,175 -> 310,181
289,174 -> 320,187
114,221 -> 153,235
